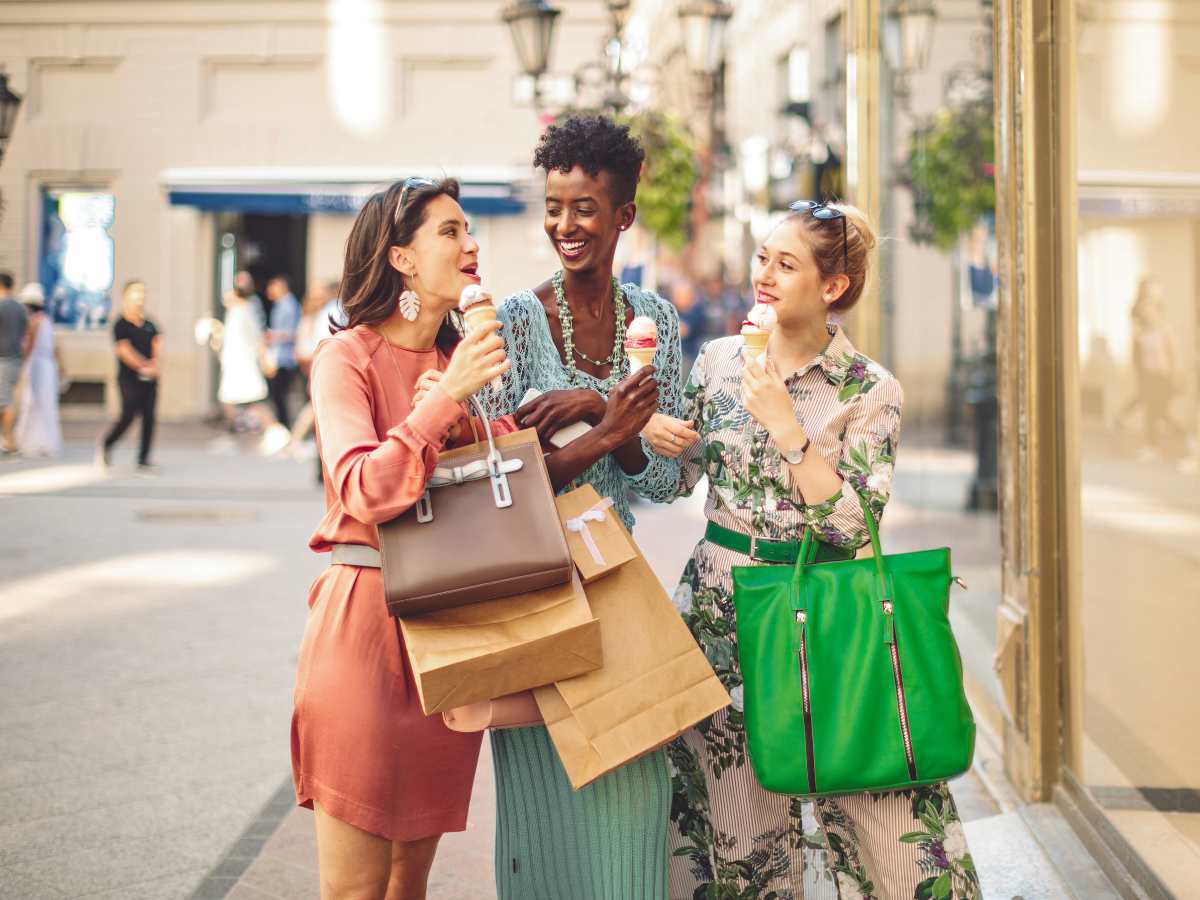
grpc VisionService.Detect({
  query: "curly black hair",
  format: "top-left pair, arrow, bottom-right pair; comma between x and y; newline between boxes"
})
533,114 -> 645,207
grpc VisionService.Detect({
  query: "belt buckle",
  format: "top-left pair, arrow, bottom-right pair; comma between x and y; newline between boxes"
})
749,534 -> 783,564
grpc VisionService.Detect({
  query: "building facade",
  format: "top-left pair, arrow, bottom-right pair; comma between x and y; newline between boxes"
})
0,0 -> 616,420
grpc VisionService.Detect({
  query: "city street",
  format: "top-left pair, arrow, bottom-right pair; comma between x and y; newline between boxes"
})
1,425 -> 1109,899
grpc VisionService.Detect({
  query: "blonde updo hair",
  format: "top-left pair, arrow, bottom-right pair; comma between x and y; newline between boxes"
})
784,202 -> 878,312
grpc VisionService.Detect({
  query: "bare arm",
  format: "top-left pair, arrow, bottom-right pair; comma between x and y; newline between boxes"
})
21,318 -> 38,358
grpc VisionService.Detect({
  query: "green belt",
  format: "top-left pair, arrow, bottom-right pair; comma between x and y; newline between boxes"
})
704,520 -> 855,565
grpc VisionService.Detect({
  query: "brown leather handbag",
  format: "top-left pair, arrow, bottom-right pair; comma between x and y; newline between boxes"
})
377,398 -> 572,617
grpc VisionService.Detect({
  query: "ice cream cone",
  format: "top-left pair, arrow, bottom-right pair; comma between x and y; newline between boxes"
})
459,290 -> 503,390
463,303 -> 497,331
627,347 -> 656,373
742,330 -> 769,358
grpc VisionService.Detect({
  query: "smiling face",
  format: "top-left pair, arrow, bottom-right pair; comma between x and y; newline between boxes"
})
544,166 -> 635,275
389,194 -> 480,312
751,218 -> 847,329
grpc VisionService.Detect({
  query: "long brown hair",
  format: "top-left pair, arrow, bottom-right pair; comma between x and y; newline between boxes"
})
335,178 -> 463,352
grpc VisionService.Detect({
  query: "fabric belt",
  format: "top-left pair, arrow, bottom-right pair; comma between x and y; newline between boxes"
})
704,521 -> 855,565
330,543 -> 382,568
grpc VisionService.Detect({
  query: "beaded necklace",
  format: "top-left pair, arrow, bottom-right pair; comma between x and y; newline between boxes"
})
552,269 -> 628,391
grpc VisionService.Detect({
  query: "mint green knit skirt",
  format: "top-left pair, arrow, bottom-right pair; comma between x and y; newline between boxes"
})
491,725 -> 670,899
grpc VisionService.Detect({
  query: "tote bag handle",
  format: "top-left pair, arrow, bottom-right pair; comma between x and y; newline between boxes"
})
791,491 -> 896,637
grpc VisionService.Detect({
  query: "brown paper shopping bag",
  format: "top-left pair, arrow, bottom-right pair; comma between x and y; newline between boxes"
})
400,569 -> 601,715
534,539 -> 731,790
554,485 -> 638,583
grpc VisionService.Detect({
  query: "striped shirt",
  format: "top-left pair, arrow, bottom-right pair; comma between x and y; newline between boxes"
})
678,324 -> 904,550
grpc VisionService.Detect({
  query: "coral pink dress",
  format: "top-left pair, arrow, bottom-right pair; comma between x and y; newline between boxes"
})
291,325 -> 515,841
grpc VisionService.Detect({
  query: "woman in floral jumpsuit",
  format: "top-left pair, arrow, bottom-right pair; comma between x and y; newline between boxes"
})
650,202 -> 981,900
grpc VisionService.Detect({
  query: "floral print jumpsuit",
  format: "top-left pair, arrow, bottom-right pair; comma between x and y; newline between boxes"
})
666,326 -> 981,900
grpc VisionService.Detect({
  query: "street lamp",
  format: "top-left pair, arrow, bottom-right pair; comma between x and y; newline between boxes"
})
0,71 -> 23,166
502,0 -> 562,81
607,0 -> 634,35
889,0 -> 937,75
678,0 -> 733,78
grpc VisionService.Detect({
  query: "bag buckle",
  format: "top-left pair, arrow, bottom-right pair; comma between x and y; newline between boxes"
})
488,450 -> 514,509
415,490 -> 434,523
749,534 -> 785,563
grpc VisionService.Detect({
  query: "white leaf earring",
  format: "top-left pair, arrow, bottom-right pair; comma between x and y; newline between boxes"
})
398,289 -> 421,321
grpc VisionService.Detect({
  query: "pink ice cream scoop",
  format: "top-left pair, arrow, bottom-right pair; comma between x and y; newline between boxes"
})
625,316 -> 658,372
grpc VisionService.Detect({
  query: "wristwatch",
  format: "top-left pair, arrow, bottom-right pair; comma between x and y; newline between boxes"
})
780,436 -> 811,465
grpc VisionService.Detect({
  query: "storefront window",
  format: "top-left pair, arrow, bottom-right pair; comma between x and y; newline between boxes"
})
1070,2 -> 1200,892
40,188 -> 115,328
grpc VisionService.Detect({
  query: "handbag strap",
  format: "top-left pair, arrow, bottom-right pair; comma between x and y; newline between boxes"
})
792,489 -> 895,639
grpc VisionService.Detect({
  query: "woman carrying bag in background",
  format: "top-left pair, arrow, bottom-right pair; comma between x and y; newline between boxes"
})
291,177 -> 515,900
652,202 -> 980,900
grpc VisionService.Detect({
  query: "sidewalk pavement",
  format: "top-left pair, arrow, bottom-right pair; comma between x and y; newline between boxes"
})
0,426 -> 1118,899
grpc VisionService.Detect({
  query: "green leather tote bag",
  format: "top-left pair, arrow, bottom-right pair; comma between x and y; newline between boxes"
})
732,491 -> 975,797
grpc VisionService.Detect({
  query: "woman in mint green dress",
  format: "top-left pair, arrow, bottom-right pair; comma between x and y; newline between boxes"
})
482,115 -> 685,899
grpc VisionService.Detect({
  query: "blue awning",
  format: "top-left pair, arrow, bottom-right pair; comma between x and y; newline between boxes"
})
167,187 -> 525,217
162,168 -> 528,217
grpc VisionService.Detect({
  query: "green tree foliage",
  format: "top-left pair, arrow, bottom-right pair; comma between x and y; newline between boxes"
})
622,111 -> 699,251
905,98 -> 995,251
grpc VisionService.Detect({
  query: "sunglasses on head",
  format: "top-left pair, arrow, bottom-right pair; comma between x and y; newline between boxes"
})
789,200 -> 848,272
395,177 -> 437,225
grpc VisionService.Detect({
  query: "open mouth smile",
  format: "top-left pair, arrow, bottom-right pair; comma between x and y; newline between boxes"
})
558,239 -> 587,260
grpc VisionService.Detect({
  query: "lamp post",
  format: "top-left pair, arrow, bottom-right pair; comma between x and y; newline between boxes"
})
678,1 -> 733,82
883,0 -> 937,103
502,0 -> 655,115
501,0 -> 562,110
0,71 -> 23,166
608,0 -> 633,34
677,1 -> 732,280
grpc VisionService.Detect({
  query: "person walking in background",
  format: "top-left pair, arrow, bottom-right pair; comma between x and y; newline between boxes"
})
1125,278 -> 1187,459
282,278 -> 338,462
0,272 -> 28,456
14,283 -> 64,458
209,271 -> 288,454
265,274 -> 301,428
671,279 -> 707,375
99,280 -> 161,472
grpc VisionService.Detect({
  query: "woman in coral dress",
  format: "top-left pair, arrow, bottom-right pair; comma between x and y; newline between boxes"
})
292,178 -> 513,900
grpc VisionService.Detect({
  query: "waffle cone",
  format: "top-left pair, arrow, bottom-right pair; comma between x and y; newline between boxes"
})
742,331 -> 769,354
627,347 -> 656,372
463,304 -> 497,331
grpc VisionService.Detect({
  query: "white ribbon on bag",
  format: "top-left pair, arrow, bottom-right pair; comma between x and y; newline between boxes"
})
565,496 -> 616,565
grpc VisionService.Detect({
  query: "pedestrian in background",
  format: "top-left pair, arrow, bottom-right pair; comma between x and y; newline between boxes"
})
671,279 -> 707,374
99,280 -> 161,472
283,278 -> 337,460
0,271 -> 28,456
14,283 -> 64,458
265,274 -> 301,428
211,271 -> 288,453
1126,278 -> 1187,459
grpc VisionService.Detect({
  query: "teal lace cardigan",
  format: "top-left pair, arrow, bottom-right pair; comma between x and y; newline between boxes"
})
481,285 -> 684,530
